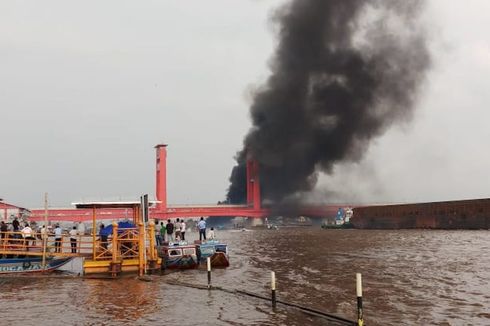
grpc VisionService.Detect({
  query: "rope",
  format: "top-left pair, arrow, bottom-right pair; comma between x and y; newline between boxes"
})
164,280 -> 357,325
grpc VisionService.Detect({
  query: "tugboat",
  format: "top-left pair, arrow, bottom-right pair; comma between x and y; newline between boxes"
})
196,240 -> 229,268
158,242 -> 199,270
321,207 -> 354,229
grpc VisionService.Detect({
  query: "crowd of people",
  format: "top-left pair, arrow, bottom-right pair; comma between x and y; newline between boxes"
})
155,217 -> 215,245
0,218 -> 86,254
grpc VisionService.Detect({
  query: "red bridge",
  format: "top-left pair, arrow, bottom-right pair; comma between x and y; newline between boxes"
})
29,144 -> 341,222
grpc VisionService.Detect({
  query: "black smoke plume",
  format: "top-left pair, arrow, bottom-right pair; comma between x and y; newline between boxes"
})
227,0 -> 430,204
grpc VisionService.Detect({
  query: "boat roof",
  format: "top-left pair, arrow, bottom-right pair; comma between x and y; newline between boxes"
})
0,201 -> 30,212
72,200 -> 160,209
163,242 -> 196,249
198,241 -> 226,247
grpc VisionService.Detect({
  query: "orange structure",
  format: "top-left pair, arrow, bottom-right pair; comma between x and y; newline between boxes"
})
246,159 -> 261,210
29,144 -> 342,222
155,144 -> 168,212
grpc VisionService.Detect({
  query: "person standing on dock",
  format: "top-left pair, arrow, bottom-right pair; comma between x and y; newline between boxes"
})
208,227 -> 215,240
198,217 -> 206,241
69,226 -> 77,253
159,221 -> 166,243
181,220 -> 186,241
54,224 -> 62,253
12,217 -> 19,232
175,218 -> 181,241
155,220 -> 162,246
166,220 -> 174,242
12,217 -> 20,239
99,224 -> 108,250
21,223 -> 35,250
40,225 -> 47,246
0,221 -> 7,243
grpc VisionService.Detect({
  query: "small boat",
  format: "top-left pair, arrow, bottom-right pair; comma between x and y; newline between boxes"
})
0,256 -> 73,274
158,242 -> 199,270
196,240 -> 230,268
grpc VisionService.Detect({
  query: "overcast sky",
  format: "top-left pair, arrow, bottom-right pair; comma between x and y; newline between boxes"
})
1,0 -> 490,208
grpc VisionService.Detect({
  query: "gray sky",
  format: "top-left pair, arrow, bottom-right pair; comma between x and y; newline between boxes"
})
1,0 -> 489,208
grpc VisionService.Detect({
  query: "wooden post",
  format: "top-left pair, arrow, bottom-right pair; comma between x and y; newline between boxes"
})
271,271 -> 277,308
356,273 -> 363,326
111,221 -> 119,277
92,206 -> 96,261
42,192 -> 48,270
138,221 -> 145,276
207,257 -> 211,289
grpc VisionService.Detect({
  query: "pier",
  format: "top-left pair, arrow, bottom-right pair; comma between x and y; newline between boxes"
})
0,200 -> 160,277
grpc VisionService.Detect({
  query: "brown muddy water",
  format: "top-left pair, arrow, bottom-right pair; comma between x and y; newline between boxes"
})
0,228 -> 489,325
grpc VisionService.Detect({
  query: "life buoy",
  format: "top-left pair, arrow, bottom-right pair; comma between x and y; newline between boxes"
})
22,261 -> 31,269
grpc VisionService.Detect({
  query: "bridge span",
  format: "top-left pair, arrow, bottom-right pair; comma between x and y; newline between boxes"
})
28,204 -> 341,222
28,144 -> 344,223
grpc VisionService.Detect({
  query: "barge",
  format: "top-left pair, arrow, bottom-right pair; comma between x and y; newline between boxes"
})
352,198 -> 490,229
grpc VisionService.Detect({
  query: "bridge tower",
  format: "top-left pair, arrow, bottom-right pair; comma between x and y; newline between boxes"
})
246,159 -> 261,210
155,144 -> 168,211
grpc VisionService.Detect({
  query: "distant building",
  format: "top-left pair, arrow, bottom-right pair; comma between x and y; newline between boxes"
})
0,201 -> 31,222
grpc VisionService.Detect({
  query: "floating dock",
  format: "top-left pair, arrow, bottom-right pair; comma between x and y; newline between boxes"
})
0,199 -> 161,277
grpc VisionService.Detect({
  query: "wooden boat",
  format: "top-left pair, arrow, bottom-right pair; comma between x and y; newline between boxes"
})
158,243 -> 199,270
0,256 -> 73,274
196,240 -> 230,268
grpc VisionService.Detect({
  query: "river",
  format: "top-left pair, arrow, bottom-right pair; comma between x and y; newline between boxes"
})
0,228 -> 489,325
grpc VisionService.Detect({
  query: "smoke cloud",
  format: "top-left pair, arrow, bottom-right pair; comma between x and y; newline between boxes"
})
227,0 -> 431,204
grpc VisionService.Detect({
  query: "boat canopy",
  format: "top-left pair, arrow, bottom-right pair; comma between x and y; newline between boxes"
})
100,221 -> 136,236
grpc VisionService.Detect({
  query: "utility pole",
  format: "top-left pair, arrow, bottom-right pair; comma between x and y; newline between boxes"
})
42,193 -> 48,269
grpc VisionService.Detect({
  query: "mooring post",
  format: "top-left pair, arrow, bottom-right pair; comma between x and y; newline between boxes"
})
138,222 -> 145,276
271,271 -> 277,308
356,273 -> 364,326
207,257 -> 212,289
111,221 -> 119,277
148,220 -> 157,274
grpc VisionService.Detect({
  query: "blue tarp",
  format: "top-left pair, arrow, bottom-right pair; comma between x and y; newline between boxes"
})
99,221 -> 135,236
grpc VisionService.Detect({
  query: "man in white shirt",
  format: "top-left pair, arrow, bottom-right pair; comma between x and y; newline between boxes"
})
208,227 -> 215,240
180,220 -> 186,241
21,223 -> 34,249
21,223 -> 33,238
54,224 -> 63,253
40,225 -> 47,240
175,219 -> 182,242
69,226 -> 78,253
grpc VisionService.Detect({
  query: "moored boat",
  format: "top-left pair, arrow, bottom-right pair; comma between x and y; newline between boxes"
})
0,256 -> 73,274
196,240 -> 229,268
158,242 -> 199,270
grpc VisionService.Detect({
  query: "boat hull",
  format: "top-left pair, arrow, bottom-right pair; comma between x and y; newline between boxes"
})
164,255 -> 199,269
197,242 -> 230,268
158,244 -> 199,270
209,252 -> 230,268
0,257 -> 73,274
